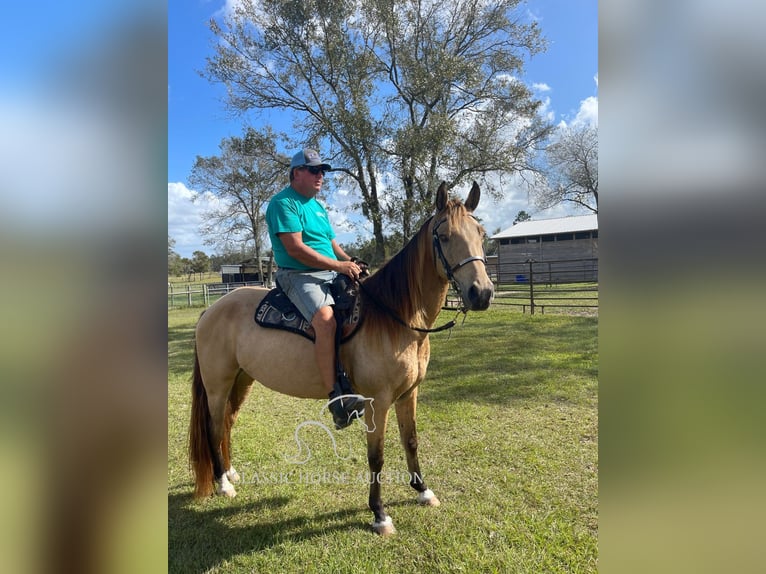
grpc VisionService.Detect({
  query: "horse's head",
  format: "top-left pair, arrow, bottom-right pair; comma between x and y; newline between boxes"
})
431,181 -> 494,310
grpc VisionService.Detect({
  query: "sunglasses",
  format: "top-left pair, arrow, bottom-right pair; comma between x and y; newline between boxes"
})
303,165 -> 327,175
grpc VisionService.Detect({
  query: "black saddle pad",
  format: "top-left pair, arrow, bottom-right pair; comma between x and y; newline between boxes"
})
254,283 -> 363,343
254,287 -> 315,341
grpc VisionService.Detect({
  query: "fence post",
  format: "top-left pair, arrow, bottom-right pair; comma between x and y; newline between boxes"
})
203,284 -> 209,307
168,283 -> 174,308
527,258 -> 536,315
186,285 -> 192,307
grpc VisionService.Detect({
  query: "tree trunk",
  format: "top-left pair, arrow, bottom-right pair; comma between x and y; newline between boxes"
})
362,159 -> 386,263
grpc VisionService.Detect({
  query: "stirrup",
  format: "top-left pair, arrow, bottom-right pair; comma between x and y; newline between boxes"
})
328,391 -> 365,430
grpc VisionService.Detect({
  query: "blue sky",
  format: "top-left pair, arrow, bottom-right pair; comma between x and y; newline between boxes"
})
168,0 -> 598,258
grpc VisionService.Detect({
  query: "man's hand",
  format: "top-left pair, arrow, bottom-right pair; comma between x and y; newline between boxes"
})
336,259 -> 363,281
350,257 -> 370,277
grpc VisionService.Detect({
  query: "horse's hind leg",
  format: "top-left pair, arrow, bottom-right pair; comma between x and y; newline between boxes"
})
202,383 -> 240,497
395,386 -> 441,507
221,369 -> 254,484
196,352 -> 244,497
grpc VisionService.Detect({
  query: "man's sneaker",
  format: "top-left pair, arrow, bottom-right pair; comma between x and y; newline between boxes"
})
327,392 -> 366,430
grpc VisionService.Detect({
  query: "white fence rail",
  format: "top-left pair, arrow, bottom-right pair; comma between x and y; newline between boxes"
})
167,281 -> 265,309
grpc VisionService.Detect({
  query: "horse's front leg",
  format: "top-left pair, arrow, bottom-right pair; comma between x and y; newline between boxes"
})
365,402 -> 394,535
395,386 -> 440,507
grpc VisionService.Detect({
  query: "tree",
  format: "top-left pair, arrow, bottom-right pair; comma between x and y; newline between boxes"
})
484,227 -> 501,256
209,245 -> 253,273
205,0 -> 552,259
191,250 -> 211,280
168,236 -> 184,276
188,127 -> 287,280
513,210 -> 531,224
180,257 -> 193,281
530,123 -> 598,214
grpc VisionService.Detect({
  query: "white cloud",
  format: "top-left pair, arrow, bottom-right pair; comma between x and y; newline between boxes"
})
471,173 -> 535,235
532,82 -> 551,92
572,95 -> 598,127
537,95 -> 555,123
476,183 -> 585,236
168,182 -> 219,258
557,73 -> 598,130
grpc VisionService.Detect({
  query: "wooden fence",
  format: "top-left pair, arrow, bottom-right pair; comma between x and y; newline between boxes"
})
171,258 -> 598,315
167,281 -> 264,309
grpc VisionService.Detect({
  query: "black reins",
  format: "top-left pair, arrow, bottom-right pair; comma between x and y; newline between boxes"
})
358,281 -> 464,333
358,214 -> 487,334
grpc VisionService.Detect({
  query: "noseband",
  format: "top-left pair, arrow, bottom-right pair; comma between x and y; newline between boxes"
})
431,215 -> 487,286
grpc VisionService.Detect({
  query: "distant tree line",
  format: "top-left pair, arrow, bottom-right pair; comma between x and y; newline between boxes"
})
168,236 -> 214,280
169,235 -> 278,280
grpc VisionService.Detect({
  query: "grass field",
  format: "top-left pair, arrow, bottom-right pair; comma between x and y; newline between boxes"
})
168,271 -> 221,286
168,304 -> 598,573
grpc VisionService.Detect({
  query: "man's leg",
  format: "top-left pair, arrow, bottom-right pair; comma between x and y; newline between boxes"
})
312,305 -> 365,429
311,306 -> 337,394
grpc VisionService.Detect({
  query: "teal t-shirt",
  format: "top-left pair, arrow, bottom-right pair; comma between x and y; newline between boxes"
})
266,185 -> 337,270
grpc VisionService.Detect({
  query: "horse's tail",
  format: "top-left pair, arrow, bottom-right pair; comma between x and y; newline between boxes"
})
189,344 -> 215,498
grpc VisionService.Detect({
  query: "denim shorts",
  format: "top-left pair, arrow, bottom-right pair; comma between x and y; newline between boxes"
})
275,268 -> 337,323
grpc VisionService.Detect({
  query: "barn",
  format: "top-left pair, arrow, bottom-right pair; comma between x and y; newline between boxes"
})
490,214 -> 598,284
220,257 -> 274,284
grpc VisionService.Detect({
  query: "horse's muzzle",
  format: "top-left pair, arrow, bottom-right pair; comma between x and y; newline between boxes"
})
464,282 -> 494,311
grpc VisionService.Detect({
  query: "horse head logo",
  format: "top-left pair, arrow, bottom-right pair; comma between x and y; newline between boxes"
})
283,395 -> 376,465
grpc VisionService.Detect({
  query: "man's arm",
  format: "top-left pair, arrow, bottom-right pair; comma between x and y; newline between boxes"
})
278,233 -> 361,279
331,239 -> 353,262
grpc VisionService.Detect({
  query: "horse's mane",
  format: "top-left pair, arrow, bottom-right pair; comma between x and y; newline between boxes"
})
360,199 -> 469,345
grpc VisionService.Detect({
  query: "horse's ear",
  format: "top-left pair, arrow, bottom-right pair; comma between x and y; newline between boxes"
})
464,181 -> 480,212
435,182 -> 448,211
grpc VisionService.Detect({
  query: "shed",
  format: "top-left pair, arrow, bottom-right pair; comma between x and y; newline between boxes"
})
490,214 -> 598,284
220,257 -> 274,284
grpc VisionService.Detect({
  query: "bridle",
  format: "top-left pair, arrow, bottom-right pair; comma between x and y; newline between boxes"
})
431,214 -> 488,288
358,212 -> 487,334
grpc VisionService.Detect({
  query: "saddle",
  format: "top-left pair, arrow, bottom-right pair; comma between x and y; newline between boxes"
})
254,272 -> 364,343
254,264 -> 369,399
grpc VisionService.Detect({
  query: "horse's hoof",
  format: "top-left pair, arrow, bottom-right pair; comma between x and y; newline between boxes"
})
216,475 -> 237,497
417,489 -> 440,507
217,484 -> 237,497
372,516 -> 396,536
226,466 -> 241,483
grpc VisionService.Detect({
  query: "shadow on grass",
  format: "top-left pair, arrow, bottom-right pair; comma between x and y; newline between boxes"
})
168,492 -> 371,573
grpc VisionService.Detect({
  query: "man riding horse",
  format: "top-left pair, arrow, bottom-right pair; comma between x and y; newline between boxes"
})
265,148 -> 366,429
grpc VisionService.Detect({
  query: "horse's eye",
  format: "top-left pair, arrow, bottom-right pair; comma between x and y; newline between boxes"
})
438,234 -> 449,243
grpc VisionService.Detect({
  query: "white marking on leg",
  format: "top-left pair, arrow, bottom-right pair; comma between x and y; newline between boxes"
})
226,466 -> 240,483
372,515 -> 395,535
217,473 -> 237,497
417,489 -> 440,506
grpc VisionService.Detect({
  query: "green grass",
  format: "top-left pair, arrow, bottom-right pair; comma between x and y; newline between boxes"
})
168,271 -> 221,287
168,305 -> 598,573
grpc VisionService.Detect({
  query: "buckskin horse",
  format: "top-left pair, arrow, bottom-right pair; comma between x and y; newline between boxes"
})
189,181 -> 494,535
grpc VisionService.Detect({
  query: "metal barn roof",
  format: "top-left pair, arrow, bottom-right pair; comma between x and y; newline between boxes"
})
491,214 -> 598,240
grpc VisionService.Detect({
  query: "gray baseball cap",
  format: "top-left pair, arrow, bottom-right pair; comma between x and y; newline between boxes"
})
290,148 -> 331,171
